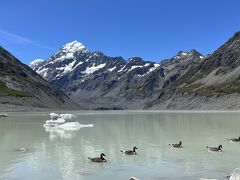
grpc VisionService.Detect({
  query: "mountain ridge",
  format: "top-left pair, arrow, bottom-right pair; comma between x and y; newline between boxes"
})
30,40 -> 206,109
30,31 -> 240,110
0,46 -> 79,110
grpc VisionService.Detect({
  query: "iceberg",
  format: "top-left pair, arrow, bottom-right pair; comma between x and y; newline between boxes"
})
43,113 -> 93,139
229,168 -> 240,180
49,113 -> 77,121
58,122 -> 93,131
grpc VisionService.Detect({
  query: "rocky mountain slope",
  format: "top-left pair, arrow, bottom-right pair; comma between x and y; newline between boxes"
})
30,40 -> 206,109
145,31 -> 240,110
0,46 -> 78,110
31,31 -> 240,110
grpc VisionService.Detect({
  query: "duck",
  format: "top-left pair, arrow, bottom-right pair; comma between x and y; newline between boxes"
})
228,136 -> 240,142
15,147 -> 28,152
169,141 -> 183,148
88,153 -> 107,162
207,145 -> 223,152
121,146 -> 138,155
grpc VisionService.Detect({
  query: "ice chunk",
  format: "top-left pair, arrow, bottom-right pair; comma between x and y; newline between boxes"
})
45,118 -> 66,125
43,112 -> 93,140
49,113 -> 61,120
229,168 -> 240,180
58,122 -> 93,131
49,113 -> 77,120
59,113 -> 77,120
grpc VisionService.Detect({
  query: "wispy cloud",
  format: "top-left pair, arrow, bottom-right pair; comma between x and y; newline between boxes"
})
0,29 -> 55,50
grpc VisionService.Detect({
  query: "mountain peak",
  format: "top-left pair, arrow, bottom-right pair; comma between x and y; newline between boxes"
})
62,40 -> 86,52
29,59 -> 44,69
50,40 -> 89,62
176,51 -> 188,56
189,49 -> 202,56
228,31 -> 240,44
233,31 -> 240,39
174,49 -> 202,59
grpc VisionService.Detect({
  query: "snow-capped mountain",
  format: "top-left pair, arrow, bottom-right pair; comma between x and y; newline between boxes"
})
30,40 -> 205,109
29,59 -> 44,69
31,40 -> 160,88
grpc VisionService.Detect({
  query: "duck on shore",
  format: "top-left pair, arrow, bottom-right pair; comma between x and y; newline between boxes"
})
88,153 -> 107,162
228,136 -> 240,142
169,141 -> 183,148
121,147 -> 138,155
207,145 -> 223,152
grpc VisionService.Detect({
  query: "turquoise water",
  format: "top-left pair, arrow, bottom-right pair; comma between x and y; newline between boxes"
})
0,111 -> 239,180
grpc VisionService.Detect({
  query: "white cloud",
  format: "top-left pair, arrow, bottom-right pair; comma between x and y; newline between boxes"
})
0,29 -> 54,50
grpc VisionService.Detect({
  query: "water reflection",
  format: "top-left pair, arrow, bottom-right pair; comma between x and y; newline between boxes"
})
44,126 -> 78,140
0,112 -> 240,179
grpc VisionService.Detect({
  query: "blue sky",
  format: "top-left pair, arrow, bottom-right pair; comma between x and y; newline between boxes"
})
0,0 -> 240,64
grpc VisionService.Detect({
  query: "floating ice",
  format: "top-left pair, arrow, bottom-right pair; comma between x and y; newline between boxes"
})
59,113 -> 77,120
49,113 -> 77,120
43,113 -> 93,139
45,118 -> 66,126
58,122 -> 93,131
0,114 -> 7,117
129,177 -> 140,180
49,113 -> 61,120
229,168 -> 240,180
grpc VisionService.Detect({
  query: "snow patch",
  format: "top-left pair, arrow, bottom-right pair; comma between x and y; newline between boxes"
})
149,64 -> 160,72
83,63 -> 106,74
128,65 -> 143,71
37,68 -> 49,78
74,61 -> 83,68
108,67 -> 116,72
56,60 -> 76,75
118,65 -> 126,72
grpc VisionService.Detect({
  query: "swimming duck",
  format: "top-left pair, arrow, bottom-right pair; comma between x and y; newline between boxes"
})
88,153 -> 107,162
207,145 -> 223,152
14,147 -> 28,152
121,146 -> 138,155
169,141 -> 183,148
228,136 -> 240,142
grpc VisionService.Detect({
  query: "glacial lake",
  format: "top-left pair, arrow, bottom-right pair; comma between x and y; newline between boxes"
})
0,111 -> 240,180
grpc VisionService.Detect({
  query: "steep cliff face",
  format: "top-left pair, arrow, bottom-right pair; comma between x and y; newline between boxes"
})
0,46 -> 78,110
